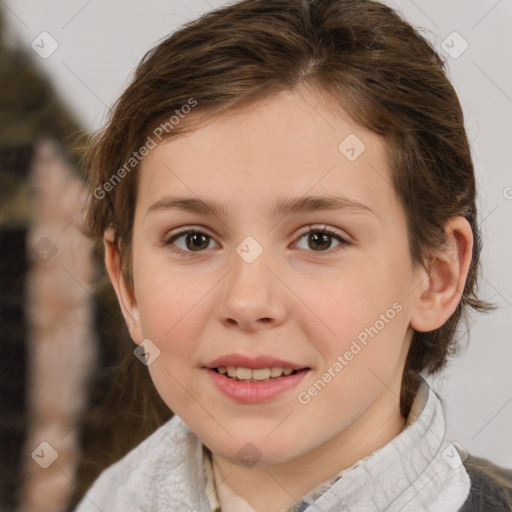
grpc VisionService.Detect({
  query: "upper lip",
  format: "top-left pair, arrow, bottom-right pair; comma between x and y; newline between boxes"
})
204,354 -> 308,370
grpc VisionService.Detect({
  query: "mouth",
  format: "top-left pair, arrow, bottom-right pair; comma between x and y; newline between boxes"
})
210,366 -> 306,382
203,354 -> 311,402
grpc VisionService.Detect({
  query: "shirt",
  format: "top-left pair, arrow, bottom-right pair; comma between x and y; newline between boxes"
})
73,375 -> 472,512
201,375 -> 450,512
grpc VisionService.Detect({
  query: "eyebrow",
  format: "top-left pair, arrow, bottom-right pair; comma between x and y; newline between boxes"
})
146,195 -> 376,219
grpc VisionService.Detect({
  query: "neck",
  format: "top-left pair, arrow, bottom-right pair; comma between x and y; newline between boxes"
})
211,387 -> 407,512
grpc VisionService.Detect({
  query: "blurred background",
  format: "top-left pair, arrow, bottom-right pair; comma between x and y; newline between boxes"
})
0,1 -> 510,511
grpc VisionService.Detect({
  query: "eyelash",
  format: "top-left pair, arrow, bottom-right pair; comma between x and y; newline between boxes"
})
161,225 -> 352,258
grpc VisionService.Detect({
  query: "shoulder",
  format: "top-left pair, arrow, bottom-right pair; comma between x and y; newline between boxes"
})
73,414 -> 192,512
459,454 -> 512,511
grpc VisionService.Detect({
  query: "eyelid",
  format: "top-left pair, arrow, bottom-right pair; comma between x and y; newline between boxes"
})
295,224 -> 351,241
164,224 -> 216,240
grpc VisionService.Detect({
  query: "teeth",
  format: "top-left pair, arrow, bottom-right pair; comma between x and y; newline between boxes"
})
236,367 -> 252,380
252,368 -> 271,380
270,366 -> 283,377
217,366 -> 297,381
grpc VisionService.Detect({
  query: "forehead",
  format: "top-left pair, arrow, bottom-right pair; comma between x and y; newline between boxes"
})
136,89 -> 400,223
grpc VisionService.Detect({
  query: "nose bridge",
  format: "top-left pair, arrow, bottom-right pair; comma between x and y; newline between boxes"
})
216,236 -> 287,329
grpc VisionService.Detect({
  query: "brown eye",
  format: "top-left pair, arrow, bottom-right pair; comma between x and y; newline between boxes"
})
183,232 -> 210,251
164,229 -> 219,254
295,226 -> 352,255
307,232 -> 334,251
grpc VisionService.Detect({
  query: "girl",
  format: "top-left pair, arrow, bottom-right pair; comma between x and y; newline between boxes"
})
75,0 -> 512,510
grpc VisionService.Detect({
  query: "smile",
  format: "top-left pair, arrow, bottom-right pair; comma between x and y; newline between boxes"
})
214,366 -> 297,382
205,367 -> 310,403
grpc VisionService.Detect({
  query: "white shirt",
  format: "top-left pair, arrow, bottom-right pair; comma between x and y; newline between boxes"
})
74,376 -> 470,512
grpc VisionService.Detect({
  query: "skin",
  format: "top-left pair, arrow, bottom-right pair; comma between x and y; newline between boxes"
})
104,87 -> 473,512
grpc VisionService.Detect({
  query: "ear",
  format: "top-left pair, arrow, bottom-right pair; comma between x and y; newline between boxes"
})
103,228 -> 144,345
410,216 -> 473,332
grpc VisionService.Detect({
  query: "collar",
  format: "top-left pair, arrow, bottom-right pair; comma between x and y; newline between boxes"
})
74,376 -> 470,512
202,376 -> 471,512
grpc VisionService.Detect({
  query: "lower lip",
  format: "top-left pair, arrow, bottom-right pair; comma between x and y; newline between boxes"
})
205,368 -> 310,403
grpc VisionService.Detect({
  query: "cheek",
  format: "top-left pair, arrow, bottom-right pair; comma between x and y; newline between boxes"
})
136,275 -> 211,412
296,262 -> 412,410
297,261 -> 406,347
138,283 -> 206,352
134,245 -> 203,327
295,288 -> 408,430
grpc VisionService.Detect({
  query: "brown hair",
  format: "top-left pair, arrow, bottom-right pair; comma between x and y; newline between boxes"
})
83,0 -> 492,423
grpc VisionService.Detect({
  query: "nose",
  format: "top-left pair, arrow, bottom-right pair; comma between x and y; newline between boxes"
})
215,248 -> 288,332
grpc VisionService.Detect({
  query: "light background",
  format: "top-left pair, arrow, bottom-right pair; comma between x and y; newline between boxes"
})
2,0 -> 511,466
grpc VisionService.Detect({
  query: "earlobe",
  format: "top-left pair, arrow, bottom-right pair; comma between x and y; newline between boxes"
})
103,230 -> 144,344
410,217 -> 473,333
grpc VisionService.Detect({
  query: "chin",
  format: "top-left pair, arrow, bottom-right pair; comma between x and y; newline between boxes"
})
206,435 -> 304,468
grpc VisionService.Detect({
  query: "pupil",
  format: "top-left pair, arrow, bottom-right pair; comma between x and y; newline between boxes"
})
309,232 -> 331,251
187,233 -> 208,251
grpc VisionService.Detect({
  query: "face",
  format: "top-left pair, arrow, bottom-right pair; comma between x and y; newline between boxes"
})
120,88 -> 427,467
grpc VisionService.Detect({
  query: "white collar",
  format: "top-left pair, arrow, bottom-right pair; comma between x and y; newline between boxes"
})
294,377 -> 471,511
74,376 -> 470,512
